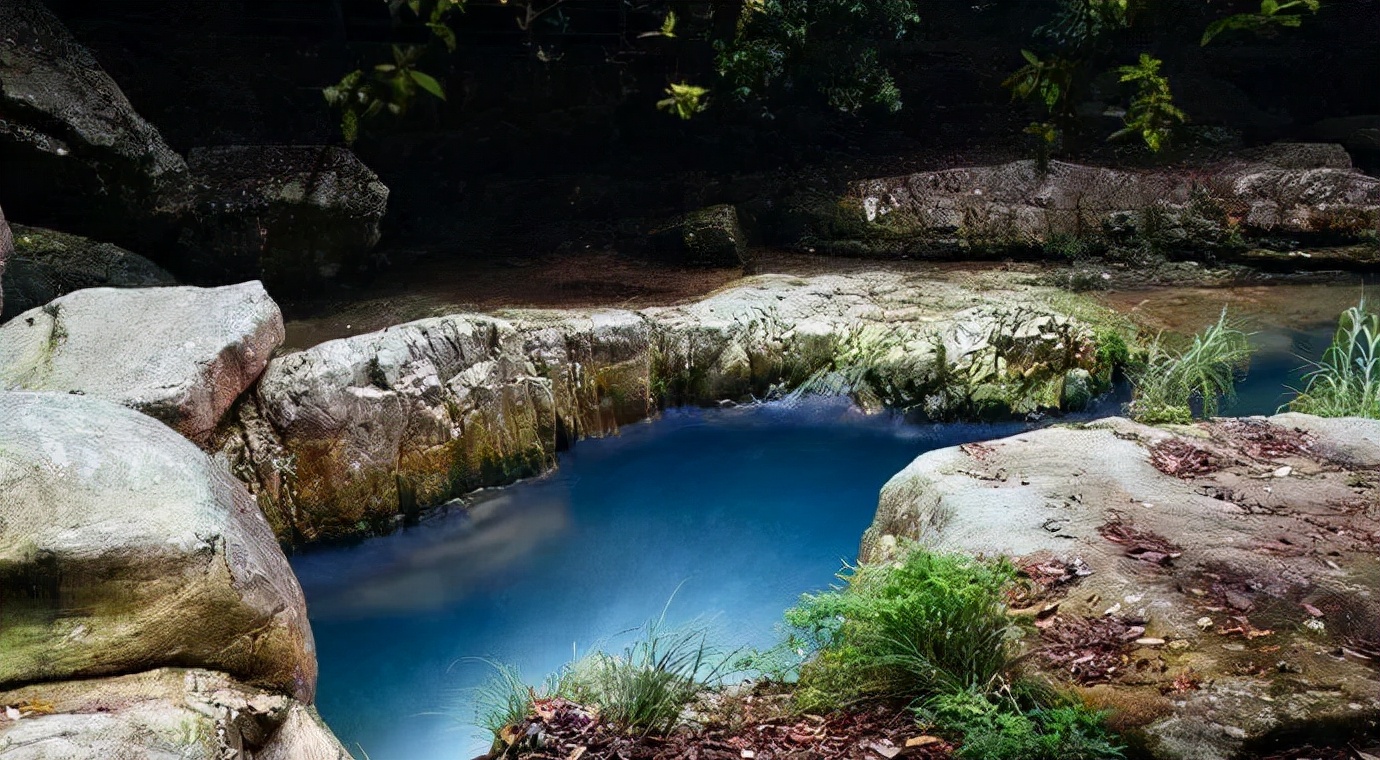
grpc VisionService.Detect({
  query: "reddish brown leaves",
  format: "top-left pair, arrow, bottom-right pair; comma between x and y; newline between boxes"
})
1149,439 -> 1223,478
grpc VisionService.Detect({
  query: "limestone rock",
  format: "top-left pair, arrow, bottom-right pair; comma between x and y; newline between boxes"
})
237,273 -> 1110,543
1,226 -> 176,321
0,206 -> 11,319
177,146 -> 389,291
0,392 -> 316,701
253,315 -> 558,542
835,152 -> 1380,258
0,282 -> 282,444
0,669 -> 349,759
0,0 -> 187,243
860,415 -> 1380,759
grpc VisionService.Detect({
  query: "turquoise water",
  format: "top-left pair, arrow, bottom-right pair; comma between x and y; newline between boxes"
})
293,327 -> 1319,760
292,400 -> 1066,759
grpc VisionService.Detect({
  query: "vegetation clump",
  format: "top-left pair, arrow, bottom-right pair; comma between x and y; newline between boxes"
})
1128,310 -> 1254,425
1288,300 -> 1380,419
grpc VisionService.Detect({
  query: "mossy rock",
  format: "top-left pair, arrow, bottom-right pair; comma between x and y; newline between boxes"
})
653,204 -> 750,268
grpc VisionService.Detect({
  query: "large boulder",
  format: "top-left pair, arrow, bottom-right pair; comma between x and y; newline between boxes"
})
249,315 -> 560,542
652,204 -> 752,269
861,415 -> 1380,759
0,226 -> 176,321
0,282 -> 282,444
830,151 -> 1380,259
0,0 -> 187,245
0,206 -> 11,318
176,146 -> 389,290
0,392 -> 317,701
0,669 -> 350,759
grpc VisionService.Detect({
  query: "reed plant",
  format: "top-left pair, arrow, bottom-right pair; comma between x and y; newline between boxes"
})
1128,309 -> 1253,424
1288,300 -> 1380,419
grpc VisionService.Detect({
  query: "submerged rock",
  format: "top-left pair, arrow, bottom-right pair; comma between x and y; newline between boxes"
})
0,225 -> 176,321
861,415 -> 1380,759
0,0 -> 187,244
0,392 -> 317,701
177,146 -> 389,290
229,272 -> 1115,543
0,282 -> 282,444
0,669 -> 350,760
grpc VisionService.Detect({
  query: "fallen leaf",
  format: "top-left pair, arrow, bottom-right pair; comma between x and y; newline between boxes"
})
905,735 -> 943,748
867,741 -> 901,758
1302,603 -> 1324,618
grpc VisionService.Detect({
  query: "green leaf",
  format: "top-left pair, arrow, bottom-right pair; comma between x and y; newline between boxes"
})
409,69 -> 447,100
1021,49 -> 1039,65
661,10 -> 677,37
428,22 -> 457,51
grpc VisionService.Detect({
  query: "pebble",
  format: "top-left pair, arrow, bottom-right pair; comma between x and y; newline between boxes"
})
1197,616 -> 1214,630
1135,637 -> 1167,646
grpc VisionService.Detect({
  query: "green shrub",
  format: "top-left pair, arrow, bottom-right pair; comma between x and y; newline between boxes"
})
784,548 -> 1017,711
555,609 -> 732,735
1288,300 -> 1380,419
1128,309 -> 1253,425
715,0 -> 920,113
922,689 -> 1124,760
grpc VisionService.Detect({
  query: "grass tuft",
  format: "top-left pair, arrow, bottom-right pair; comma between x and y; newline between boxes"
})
784,547 -> 1018,712
1128,308 -> 1253,424
1288,299 -> 1380,419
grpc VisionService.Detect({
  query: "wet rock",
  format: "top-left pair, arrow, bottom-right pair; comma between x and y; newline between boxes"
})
861,414 -> 1380,759
0,669 -> 351,760
0,0 -> 187,244
0,392 -> 317,701
0,282 -> 282,444
0,206 -> 11,318
653,204 -> 751,269
176,146 -> 389,291
1,225 -> 176,321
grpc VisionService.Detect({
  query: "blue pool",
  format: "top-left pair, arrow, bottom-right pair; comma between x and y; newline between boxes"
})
292,323 -> 1324,759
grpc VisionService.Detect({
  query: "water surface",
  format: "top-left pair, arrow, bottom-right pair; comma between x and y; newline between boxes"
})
294,400 -> 1059,759
295,317 -> 1326,759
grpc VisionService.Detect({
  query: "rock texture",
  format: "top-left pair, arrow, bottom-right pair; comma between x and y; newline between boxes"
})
821,149 -> 1380,260
0,225 -> 176,321
653,204 -> 752,269
0,282 -> 283,444
223,272 -> 1115,543
177,146 -> 389,290
861,415 -> 1380,759
0,206 -> 11,318
0,669 -> 350,760
0,0 -> 187,243
0,392 -> 317,701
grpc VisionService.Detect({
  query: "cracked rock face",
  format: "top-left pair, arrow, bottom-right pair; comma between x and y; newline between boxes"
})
0,282 -> 283,444
0,392 -> 317,702
834,150 -> 1380,258
862,414 -> 1380,759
